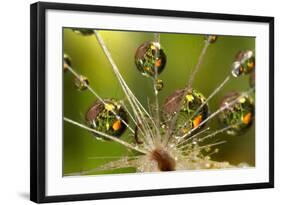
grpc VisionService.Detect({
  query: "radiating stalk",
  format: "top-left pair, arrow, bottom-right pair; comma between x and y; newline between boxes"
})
177,127 -> 210,149
152,32 -> 161,145
94,30 -> 157,148
64,117 -> 148,154
198,140 -> 227,150
198,125 -> 234,142
164,37 -> 211,146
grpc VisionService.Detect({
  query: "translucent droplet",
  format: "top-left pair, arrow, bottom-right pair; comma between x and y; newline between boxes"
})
155,79 -> 164,92
72,28 -> 95,36
205,35 -> 218,43
85,99 -> 129,138
231,61 -> 243,77
231,50 -> 255,77
74,75 -> 89,91
64,53 -> 71,72
163,88 -> 209,133
135,41 -> 167,77
218,92 -> 254,135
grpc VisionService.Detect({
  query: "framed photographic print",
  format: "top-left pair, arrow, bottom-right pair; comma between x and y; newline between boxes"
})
30,2 -> 274,203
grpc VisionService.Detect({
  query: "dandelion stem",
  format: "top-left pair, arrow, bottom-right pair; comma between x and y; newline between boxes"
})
177,127 -> 210,148
198,140 -> 227,150
152,32 -> 161,145
187,38 -> 211,88
64,117 -> 148,154
198,124 -> 234,142
164,37 -> 211,146
94,30 -> 157,148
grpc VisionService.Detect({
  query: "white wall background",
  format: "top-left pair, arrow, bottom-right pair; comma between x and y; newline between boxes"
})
0,0 -> 279,204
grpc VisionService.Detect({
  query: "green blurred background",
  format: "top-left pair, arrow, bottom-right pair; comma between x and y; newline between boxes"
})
63,28 -> 255,176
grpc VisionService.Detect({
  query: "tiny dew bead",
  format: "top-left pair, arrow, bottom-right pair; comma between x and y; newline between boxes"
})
74,75 -> 89,91
205,35 -> 218,43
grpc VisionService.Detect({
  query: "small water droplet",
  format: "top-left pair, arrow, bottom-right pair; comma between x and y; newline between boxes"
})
74,75 -> 89,91
205,35 -> 218,43
155,79 -> 164,92
135,41 -> 166,77
231,50 -> 255,77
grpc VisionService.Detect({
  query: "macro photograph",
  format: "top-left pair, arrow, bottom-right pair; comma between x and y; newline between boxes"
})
63,28 -> 256,176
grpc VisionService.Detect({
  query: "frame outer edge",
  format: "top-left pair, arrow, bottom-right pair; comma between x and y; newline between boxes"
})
30,2 -> 39,203
269,17 -> 274,188
29,1 -> 274,203
30,2 -> 47,203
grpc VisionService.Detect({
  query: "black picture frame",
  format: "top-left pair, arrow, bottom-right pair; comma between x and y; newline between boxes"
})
30,2 -> 274,203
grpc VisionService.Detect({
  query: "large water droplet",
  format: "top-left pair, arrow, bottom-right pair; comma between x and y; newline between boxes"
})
85,99 -> 129,139
135,41 -> 167,77
163,88 -> 209,134
218,92 -> 254,135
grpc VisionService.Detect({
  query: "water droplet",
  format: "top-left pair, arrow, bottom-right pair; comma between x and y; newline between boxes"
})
72,28 -> 95,36
163,88 -> 209,133
155,79 -> 164,92
218,92 -> 254,135
85,99 -> 129,139
231,50 -> 255,77
74,75 -> 89,91
205,35 -> 218,43
64,53 -> 71,72
135,41 -> 167,77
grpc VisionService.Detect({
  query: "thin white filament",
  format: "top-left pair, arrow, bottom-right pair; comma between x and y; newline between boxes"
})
64,117 -> 148,154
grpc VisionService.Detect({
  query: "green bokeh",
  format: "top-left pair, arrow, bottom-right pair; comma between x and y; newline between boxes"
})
63,29 -> 255,176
